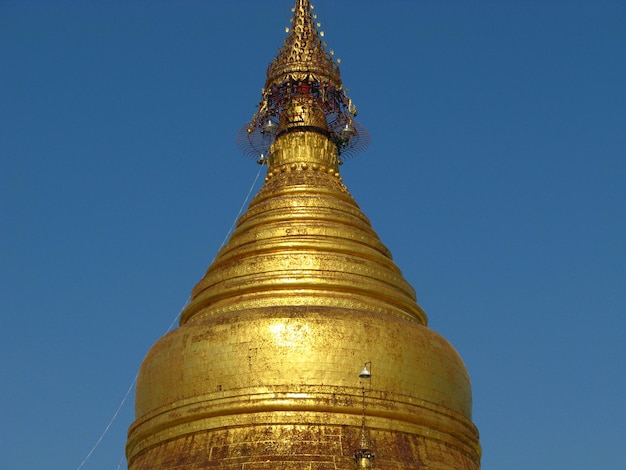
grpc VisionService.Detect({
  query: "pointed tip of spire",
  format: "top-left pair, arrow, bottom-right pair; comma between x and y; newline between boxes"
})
266,0 -> 341,89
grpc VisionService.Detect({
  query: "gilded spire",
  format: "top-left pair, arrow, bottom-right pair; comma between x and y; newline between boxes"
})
127,2 -> 481,469
238,0 -> 367,162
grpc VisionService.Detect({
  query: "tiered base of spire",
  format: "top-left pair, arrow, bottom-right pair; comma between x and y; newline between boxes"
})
129,425 -> 478,469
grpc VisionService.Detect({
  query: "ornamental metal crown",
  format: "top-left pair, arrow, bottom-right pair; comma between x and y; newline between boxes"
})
237,0 -> 369,162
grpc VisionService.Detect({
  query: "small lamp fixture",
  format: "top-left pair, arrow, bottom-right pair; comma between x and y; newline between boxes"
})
340,122 -> 356,138
263,119 -> 277,134
355,360 -> 375,468
359,362 -> 372,379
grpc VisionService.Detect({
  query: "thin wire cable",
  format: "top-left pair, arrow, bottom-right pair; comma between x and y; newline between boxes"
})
76,299 -> 188,470
218,165 -> 263,252
77,167 -> 263,469
164,298 -> 188,333
76,374 -> 137,470
116,454 -> 125,470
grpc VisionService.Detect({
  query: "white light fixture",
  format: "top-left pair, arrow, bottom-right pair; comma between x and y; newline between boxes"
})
263,119 -> 277,134
359,361 -> 372,379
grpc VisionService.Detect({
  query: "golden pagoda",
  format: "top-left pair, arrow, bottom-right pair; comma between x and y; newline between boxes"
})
126,1 -> 481,468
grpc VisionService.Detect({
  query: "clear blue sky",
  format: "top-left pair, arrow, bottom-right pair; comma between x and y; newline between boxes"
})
2,1 -> 625,469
